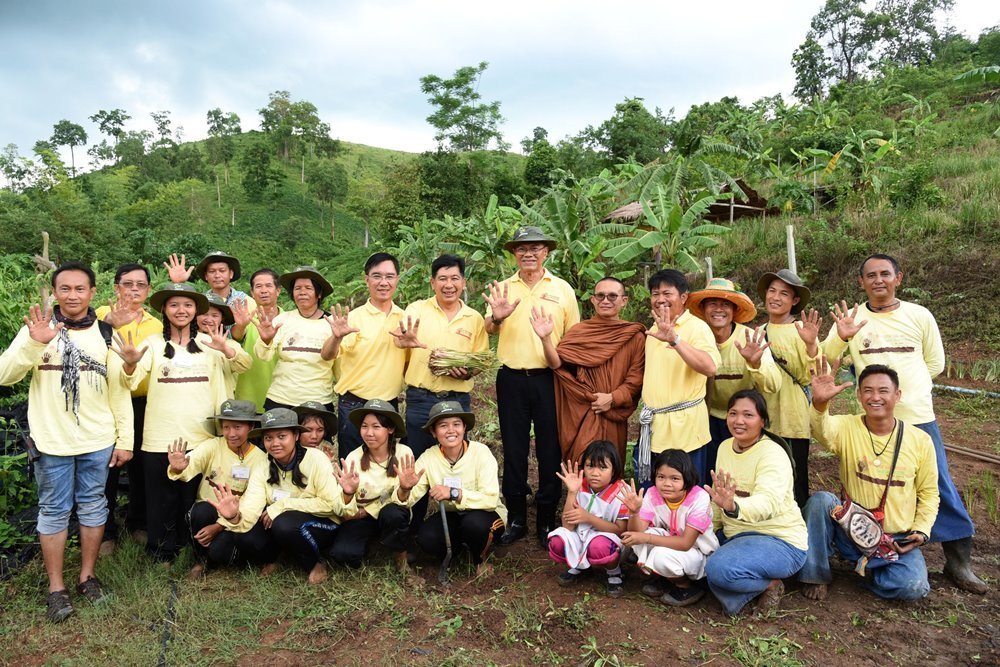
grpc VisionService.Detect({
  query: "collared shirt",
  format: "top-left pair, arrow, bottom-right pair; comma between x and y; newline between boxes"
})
403,440 -> 507,524
345,443 -> 413,518
95,305 -> 163,396
235,307 -> 284,411
335,300 -> 406,400
762,322 -> 817,439
205,287 -> 254,309
255,310 -> 336,405
642,310 -> 721,452
403,297 -> 488,393
488,269 -> 580,369
708,323 -> 782,419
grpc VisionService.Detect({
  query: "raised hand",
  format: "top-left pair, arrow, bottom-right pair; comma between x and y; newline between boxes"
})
529,306 -> 554,339
163,253 -> 194,283
830,300 -> 868,342
646,304 -> 681,344
809,355 -> 853,408
389,316 -> 427,349
483,280 -> 521,323
201,322 -> 230,354
735,326 -> 770,369
24,304 -> 61,345
104,296 -> 140,329
254,309 -> 282,345
333,458 -> 361,496
396,454 -> 425,491
794,308 -> 823,346
208,483 -> 241,522
555,460 -> 584,494
704,469 -> 738,513
325,304 -> 360,339
166,438 -> 189,472
616,479 -> 645,514
112,331 -> 149,369
231,299 -> 253,329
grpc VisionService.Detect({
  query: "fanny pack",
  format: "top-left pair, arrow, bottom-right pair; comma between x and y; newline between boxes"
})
831,421 -> 904,576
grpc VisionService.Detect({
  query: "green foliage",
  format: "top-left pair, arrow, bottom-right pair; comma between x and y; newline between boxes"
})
420,62 -> 508,152
50,120 -> 87,177
584,97 -> 671,165
239,138 -> 282,201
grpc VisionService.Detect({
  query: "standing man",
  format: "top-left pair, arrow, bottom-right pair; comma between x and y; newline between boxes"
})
0,263 -> 133,622
529,276 -> 645,465
95,263 -> 163,553
232,268 -> 283,411
483,227 -> 580,547
756,269 -> 822,507
165,251 -> 252,307
637,269 -> 720,487
822,253 -> 987,593
323,252 -> 407,458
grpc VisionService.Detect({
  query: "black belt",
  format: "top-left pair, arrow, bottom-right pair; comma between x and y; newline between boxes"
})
408,387 -> 467,399
501,365 -> 551,376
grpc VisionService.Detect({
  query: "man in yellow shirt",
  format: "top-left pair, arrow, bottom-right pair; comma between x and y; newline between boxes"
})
95,263 -> 163,552
233,269 -> 282,411
822,253 -> 986,593
800,359 -> 939,602
637,269 -> 720,487
323,253 -> 406,458
483,227 -> 580,547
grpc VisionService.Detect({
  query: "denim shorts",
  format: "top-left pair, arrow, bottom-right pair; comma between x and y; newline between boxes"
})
34,445 -> 114,534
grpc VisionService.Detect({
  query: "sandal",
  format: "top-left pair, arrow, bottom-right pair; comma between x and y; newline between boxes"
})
76,576 -> 109,604
46,589 -> 75,622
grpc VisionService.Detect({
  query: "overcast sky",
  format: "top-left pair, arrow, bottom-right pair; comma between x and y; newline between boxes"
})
1,0 -> 995,167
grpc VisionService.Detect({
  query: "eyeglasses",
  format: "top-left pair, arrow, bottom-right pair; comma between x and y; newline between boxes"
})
367,273 -> 398,283
593,293 -> 623,302
118,281 -> 149,290
514,244 -> 547,256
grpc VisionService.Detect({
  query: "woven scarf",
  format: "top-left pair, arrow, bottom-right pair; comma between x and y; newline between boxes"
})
53,321 -> 108,423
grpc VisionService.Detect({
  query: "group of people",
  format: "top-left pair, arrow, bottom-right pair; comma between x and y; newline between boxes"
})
0,225 -> 987,623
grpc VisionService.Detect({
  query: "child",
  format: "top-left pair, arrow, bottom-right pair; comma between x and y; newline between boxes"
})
619,449 -> 719,606
547,440 -> 629,597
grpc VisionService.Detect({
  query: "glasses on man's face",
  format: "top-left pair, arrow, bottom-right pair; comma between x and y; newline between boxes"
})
118,281 -> 149,290
514,244 -> 547,256
593,293 -> 623,303
367,273 -> 398,283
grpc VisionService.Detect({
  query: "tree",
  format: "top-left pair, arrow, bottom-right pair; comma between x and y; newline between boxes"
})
876,0 -> 954,67
420,61 -> 508,152
586,98 -> 672,165
239,138 -> 282,201
259,90 -> 294,159
792,37 -> 833,101
346,175 -> 387,247
520,127 -> 549,154
808,0 -> 883,84
0,144 -> 34,192
115,130 -> 152,168
150,111 -> 175,150
523,138 -> 559,200
206,108 -> 241,184
50,120 -> 87,177
306,159 -> 348,239
89,109 -> 131,146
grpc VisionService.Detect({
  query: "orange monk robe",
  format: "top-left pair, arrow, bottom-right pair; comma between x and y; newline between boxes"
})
553,318 -> 646,464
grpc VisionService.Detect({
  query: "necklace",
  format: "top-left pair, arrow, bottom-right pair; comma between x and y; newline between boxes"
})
732,434 -> 763,453
867,300 -> 900,312
864,416 -> 896,466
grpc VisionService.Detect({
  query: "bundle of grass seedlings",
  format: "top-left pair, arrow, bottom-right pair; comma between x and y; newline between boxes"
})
428,348 -> 499,376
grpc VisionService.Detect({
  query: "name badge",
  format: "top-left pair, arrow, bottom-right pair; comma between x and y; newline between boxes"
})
231,465 -> 251,480
272,489 -> 291,502
444,476 -> 462,490
172,355 -> 193,369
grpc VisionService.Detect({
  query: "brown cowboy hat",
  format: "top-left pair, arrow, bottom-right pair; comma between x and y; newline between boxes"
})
756,269 -> 811,315
196,251 -> 242,281
149,282 -> 210,315
688,278 -> 757,324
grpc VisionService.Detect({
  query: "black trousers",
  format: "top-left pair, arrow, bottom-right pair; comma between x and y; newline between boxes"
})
496,366 -> 561,520
788,437 -> 810,508
271,510 -> 337,572
104,395 -> 148,538
416,509 -> 504,565
143,452 -> 198,562
187,501 -> 272,567
327,504 -> 410,567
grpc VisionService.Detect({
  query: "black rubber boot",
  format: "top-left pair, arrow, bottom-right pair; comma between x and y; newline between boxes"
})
942,537 -> 989,594
536,504 -> 556,550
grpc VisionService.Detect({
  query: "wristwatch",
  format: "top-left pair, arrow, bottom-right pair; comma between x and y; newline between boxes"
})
723,502 -> 740,519
669,332 -> 682,347
449,487 -> 460,501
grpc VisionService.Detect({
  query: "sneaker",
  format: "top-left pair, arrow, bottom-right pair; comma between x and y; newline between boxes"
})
641,578 -> 674,598
558,570 -> 581,587
661,585 -> 705,607
606,577 -> 625,598
76,576 -> 109,604
46,589 -> 75,622
499,521 -> 527,546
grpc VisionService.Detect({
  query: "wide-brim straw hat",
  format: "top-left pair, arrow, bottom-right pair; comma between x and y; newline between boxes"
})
756,269 -> 811,315
280,266 -> 334,301
688,278 -> 757,324
149,282 -> 210,315
204,293 -> 235,326
196,251 -> 242,281
249,408 -> 307,438
422,400 -> 476,433
294,401 -> 339,437
348,399 -> 406,438
503,226 -> 557,253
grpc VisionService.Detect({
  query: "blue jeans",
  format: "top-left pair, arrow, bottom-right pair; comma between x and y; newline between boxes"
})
403,388 -> 471,458
705,531 -> 807,616
34,445 -> 114,534
916,421 -> 975,542
798,491 -> 930,601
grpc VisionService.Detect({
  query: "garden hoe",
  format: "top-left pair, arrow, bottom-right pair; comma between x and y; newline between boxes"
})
438,500 -> 451,585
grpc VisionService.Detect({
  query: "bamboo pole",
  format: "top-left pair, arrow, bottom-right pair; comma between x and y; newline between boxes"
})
705,257 -> 714,282
786,225 -> 797,274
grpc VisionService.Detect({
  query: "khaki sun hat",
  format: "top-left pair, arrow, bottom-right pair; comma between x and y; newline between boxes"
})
294,401 -> 339,437
249,408 -> 307,439
503,226 -> 557,253
348,399 -> 406,438
756,269 -> 811,315
204,293 -> 235,326
422,400 -> 476,433
149,282 -> 210,315
211,399 -> 261,423
688,278 -> 757,324
196,251 -> 242,282
280,266 -> 334,301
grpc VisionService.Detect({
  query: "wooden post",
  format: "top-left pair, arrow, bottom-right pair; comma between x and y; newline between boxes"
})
705,257 -> 714,282
786,225 -> 797,274
231,206 -> 235,227
216,172 -> 221,208
729,198 -> 734,225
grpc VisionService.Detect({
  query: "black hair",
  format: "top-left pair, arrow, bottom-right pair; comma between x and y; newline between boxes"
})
432,254 -> 465,278
651,449 -> 700,489
727,389 -> 770,428
647,268 -> 689,294
114,263 -> 151,283
365,252 -> 400,274
51,261 -> 96,288
359,412 -> 399,477
299,413 -> 327,437
859,363 -> 900,389
594,276 -> 627,294
267,441 -> 308,489
250,268 -> 280,288
291,277 -> 328,305
162,318 -> 202,358
858,253 -> 901,276
580,440 -> 623,484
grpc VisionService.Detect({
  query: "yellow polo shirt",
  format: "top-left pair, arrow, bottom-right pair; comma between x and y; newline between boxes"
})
95,305 -> 163,396
488,269 -> 580,369
403,298 -> 488,393
642,311 -> 721,452
708,323 -> 782,419
334,300 -> 406,400
762,323 -> 816,440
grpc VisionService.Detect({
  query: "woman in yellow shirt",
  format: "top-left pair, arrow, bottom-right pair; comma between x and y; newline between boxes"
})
703,389 -> 808,616
293,401 -> 338,460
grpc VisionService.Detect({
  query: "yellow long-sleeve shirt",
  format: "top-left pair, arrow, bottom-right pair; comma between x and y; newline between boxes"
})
642,311 -> 722,452
821,301 -> 945,425
761,322 -> 816,439
334,300 -> 406,400
167,437 -> 269,502
255,310 -> 335,405
95,305 -> 163,397
234,447 -> 357,531
196,332 -> 251,398
128,335 -> 251,453
487,270 -> 580,369
403,298 -> 488,393
708,323 -> 782,419
0,323 -> 133,455
344,443 -> 413,518
403,440 -> 507,524
713,436 -> 808,550
811,409 -> 939,535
